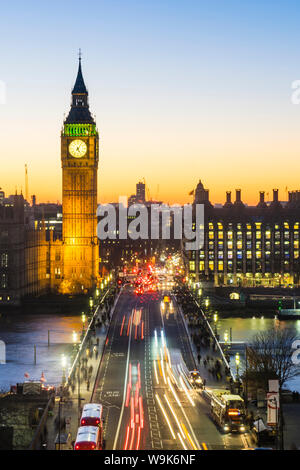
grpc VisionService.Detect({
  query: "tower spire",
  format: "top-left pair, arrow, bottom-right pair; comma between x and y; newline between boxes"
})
72,50 -> 88,95
64,53 -> 95,124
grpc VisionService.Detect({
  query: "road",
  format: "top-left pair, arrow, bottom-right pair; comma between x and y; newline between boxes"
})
92,286 -> 247,450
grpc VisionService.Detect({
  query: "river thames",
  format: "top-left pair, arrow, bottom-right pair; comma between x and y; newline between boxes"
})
0,312 -> 82,392
217,316 -> 300,392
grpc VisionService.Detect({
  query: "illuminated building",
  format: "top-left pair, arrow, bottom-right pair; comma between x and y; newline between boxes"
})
184,181 -> 300,287
60,56 -> 99,293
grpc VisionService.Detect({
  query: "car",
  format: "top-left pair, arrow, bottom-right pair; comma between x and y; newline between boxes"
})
189,370 -> 203,388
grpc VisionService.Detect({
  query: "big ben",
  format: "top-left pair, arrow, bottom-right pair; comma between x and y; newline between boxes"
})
61,56 -> 99,293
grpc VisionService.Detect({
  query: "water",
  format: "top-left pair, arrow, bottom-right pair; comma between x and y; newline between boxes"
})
1,311 -> 300,393
0,312 -> 82,392
217,316 -> 300,392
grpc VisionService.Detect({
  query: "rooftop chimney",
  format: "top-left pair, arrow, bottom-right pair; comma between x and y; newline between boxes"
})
226,191 -> 231,204
273,189 -> 278,202
235,189 -> 241,203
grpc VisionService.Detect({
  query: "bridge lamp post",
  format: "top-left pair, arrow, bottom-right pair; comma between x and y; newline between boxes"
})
213,313 -> 218,335
235,352 -> 240,380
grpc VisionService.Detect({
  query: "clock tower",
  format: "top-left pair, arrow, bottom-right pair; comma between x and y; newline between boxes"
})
61,56 -> 99,293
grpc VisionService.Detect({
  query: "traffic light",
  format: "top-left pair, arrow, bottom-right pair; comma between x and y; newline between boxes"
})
117,279 -> 122,288
278,299 -> 282,311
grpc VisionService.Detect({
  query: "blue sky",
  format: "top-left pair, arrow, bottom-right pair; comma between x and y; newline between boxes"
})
1,0 -> 300,203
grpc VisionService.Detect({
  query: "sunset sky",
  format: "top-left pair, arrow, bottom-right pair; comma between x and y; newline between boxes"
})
1,0 -> 300,205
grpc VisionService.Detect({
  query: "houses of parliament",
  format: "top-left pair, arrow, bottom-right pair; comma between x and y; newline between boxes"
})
0,58 -> 101,305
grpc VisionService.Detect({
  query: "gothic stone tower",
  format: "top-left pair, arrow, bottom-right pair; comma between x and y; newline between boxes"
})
61,57 -> 99,293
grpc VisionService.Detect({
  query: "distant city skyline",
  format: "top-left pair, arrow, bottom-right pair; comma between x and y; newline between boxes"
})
2,1 -> 300,205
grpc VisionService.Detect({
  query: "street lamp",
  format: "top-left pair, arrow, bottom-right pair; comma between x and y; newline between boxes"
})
81,313 -> 86,334
224,330 -> 229,344
213,313 -> 218,335
72,331 -> 78,343
61,354 -> 67,385
205,298 -> 209,308
235,352 -> 240,380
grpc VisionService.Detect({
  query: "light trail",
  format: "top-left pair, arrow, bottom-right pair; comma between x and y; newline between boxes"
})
130,396 -> 134,428
126,315 -> 132,336
153,360 -> 159,385
177,432 -> 187,450
179,375 -> 195,407
155,393 -> 176,440
113,308 -> 134,450
120,315 -> 126,336
136,426 -> 141,450
154,329 -> 158,348
139,396 -> 144,429
160,348 -> 167,384
167,377 -> 181,408
164,394 -> 185,441
141,321 -> 144,340
181,421 -> 198,451
129,423 -> 135,450
123,425 -> 130,450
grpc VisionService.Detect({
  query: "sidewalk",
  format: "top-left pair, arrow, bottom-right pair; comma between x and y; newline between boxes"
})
175,298 -> 232,390
46,311 -> 108,450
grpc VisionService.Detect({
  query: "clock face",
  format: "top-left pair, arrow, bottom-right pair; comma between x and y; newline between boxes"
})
69,139 -> 87,158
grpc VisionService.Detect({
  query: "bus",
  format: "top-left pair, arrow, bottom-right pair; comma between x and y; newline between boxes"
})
74,426 -> 102,450
80,403 -> 103,427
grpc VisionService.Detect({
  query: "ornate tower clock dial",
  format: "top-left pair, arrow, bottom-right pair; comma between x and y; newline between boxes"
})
69,139 -> 87,158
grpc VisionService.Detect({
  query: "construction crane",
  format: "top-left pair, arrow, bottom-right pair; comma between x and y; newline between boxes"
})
25,164 -> 29,202
142,177 -> 151,201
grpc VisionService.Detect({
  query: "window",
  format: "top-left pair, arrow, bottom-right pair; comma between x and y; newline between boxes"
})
218,231 -> 224,239
256,251 -> 261,259
237,251 -> 242,259
227,241 -> 233,250
246,251 -> 252,259
228,251 -> 233,259
0,253 -> 8,268
199,261 -> 205,271
209,231 -> 214,240
227,231 -> 233,240
1,274 -> 7,289
237,241 -> 243,249
209,261 -> 214,271
189,261 -> 195,271
218,251 -> 224,259
256,231 -> 261,240
218,261 -> 223,271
